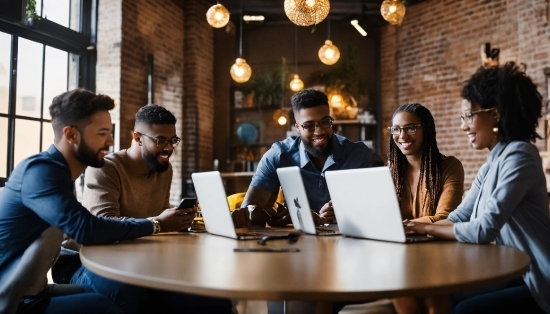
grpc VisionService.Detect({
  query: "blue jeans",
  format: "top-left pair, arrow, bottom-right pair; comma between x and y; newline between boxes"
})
71,266 -> 233,314
450,277 -> 545,314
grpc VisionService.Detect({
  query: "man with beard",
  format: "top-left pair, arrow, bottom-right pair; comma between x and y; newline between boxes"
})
232,88 -> 374,228
60,104 -> 233,313
0,89 -> 191,313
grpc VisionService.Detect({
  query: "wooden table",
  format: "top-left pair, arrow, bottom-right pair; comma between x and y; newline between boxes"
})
81,233 -> 530,312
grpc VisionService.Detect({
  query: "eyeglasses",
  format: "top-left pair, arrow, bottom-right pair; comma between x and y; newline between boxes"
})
138,132 -> 181,148
460,107 -> 495,125
297,117 -> 334,133
387,124 -> 422,135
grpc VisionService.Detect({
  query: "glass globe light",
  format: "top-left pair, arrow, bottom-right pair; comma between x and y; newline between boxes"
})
230,58 -> 252,83
277,115 -> 288,125
206,4 -> 230,28
284,0 -> 330,26
318,40 -> 340,65
289,74 -> 304,92
330,93 -> 343,107
380,0 -> 406,26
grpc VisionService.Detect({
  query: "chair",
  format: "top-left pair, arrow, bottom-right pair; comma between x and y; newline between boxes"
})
226,188 -> 285,212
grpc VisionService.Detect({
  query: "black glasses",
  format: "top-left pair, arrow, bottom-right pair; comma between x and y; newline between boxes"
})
388,124 -> 422,135
257,232 -> 301,246
297,117 -> 334,133
460,107 -> 495,125
138,132 -> 181,148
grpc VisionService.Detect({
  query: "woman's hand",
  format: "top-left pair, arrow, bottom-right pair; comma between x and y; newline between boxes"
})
404,220 -> 430,235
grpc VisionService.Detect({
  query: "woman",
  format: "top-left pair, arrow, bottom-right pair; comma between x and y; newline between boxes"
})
388,103 -> 465,314
406,62 -> 550,313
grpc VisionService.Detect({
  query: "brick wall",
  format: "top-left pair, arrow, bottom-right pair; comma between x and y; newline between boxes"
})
380,0 -> 550,189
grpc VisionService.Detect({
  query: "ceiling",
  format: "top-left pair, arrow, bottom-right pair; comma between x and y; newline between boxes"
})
206,0 -> 426,26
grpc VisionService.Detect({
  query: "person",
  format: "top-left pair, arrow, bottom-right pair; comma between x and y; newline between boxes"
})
388,103 -> 464,314
231,88 -> 375,229
406,62 -> 550,314
0,89 -> 190,314
59,104 -> 233,313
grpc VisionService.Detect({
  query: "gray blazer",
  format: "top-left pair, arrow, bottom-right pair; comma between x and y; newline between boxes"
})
448,141 -> 550,312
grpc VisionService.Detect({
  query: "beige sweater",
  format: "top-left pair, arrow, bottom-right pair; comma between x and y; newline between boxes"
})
399,156 -> 464,223
82,149 -> 172,219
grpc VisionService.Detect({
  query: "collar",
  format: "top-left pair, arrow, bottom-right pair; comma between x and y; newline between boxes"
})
47,144 -> 69,167
298,135 -> 344,170
486,141 -> 507,163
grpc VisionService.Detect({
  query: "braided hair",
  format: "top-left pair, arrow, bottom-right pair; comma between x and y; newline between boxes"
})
388,103 -> 444,217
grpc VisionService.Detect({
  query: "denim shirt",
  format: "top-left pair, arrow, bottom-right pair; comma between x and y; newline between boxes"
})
448,141 -> 550,312
0,145 -> 153,283
250,134 -> 373,212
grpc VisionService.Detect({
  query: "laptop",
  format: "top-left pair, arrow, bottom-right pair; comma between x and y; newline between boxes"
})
191,171 -> 290,240
276,167 -> 340,236
324,167 -> 436,243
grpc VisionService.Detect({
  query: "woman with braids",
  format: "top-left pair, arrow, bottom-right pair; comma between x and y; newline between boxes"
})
407,62 -> 550,314
388,103 -> 464,314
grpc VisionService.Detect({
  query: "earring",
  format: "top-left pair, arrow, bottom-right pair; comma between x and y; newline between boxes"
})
139,142 -> 142,146
493,127 -> 499,134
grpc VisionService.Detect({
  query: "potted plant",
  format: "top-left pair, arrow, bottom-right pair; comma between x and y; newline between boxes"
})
249,65 -> 290,108
26,0 -> 41,28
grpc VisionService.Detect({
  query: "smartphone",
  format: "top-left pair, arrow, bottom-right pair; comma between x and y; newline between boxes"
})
177,198 -> 197,210
233,248 -> 300,253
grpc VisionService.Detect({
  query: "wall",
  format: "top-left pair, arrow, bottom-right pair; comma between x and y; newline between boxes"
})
380,0 -> 550,189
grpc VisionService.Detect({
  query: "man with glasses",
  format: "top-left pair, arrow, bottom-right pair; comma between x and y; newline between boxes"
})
232,88 -> 375,229
58,104 -> 232,313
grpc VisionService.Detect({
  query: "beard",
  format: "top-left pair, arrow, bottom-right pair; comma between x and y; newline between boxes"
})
303,135 -> 334,160
76,138 -> 107,168
142,149 -> 171,173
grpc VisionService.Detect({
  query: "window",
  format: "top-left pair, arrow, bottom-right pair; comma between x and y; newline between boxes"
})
0,0 -> 96,186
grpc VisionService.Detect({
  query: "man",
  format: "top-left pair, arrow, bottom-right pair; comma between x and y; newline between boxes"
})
0,89 -> 189,314
64,104 -> 233,313
232,88 -> 374,228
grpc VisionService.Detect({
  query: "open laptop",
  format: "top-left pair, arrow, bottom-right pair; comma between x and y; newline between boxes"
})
276,167 -> 340,236
324,167 -> 436,243
191,171 -> 290,240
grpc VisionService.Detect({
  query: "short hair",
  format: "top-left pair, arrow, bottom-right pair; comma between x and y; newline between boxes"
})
388,103 -> 444,216
49,89 -> 115,142
461,62 -> 542,143
134,104 -> 176,128
291,88 -> 329,114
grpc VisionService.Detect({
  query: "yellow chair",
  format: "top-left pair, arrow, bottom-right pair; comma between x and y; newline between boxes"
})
226,188 -> 285,212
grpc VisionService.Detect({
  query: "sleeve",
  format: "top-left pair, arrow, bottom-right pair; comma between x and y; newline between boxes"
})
163,166 -> 173,209
21,161 -> 152,245
415,157 -> 464,223
82,162 -> 127,220
447,162 -> 489,223
249,146 -> 282,194
453,149 -> 537,244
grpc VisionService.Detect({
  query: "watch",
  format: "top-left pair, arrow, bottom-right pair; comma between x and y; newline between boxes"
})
147,217 -> 161,234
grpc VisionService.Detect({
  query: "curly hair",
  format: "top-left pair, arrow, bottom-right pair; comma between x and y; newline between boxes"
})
49,89 -> 115,142
388,103 -> 444,217
461,62 -> 542,143
135,104 -> 176,127
291,88 -> 329,114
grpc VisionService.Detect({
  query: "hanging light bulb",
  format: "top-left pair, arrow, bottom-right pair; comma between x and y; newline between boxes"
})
230,58 -> 252,83
284,0 -> 330,26
278,115 -> 288,125
206,3 -> 230,28
380,0 -> 406,26
318,40 -> 340,65
290,74 -> 304,92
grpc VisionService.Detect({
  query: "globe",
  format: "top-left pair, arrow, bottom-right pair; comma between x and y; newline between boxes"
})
236,123 -> 258,144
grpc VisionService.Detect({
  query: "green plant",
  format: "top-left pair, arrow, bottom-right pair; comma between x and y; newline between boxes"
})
248,65 -> 291,107
26,0 -> 41,20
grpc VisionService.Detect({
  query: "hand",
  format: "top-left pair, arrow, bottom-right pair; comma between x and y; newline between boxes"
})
318,201 -> 336,224
404,220 -> 430,235
266,205 -> 292,227
156,207 -> 196,232
231,207 -> 251,228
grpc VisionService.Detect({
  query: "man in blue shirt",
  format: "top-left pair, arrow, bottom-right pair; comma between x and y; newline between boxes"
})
0,89 -> 190,313
232,88 -> 374,228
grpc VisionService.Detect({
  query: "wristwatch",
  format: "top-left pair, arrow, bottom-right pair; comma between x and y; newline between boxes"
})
147,217 -> 161,234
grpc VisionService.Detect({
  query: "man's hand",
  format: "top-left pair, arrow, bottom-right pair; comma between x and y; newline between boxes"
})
156,207 -> 197,232
318,201 -> 337,224
231,207 -> 251,228
266,204 -> 292,227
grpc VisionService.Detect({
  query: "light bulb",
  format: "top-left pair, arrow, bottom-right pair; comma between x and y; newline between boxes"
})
230,58 -> 252,83
380,0 -> 406,26
278,115 -> 288,125
306,0 -> 316,7
290,74 -> 304,92
389,5 -> 396,13
318,40 -> 340,65
331,94 -> 342,107
206,4 -> 230,28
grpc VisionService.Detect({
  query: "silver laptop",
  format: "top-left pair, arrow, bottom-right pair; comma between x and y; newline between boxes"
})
192,171 -> 289,240
325,167 -> 435,243
276,167 -> 340,236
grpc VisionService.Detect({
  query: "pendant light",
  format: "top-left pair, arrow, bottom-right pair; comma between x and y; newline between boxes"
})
206,2 -> 230,28
380,0 -> 406,26
318,18 -> 340,65
290,26 -> 304,92
284,0 -> 330,26
230,1 -> 252,83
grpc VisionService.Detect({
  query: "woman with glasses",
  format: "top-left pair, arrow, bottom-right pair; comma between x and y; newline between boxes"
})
406,62 -> 550,313
388,103 -> 465,314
